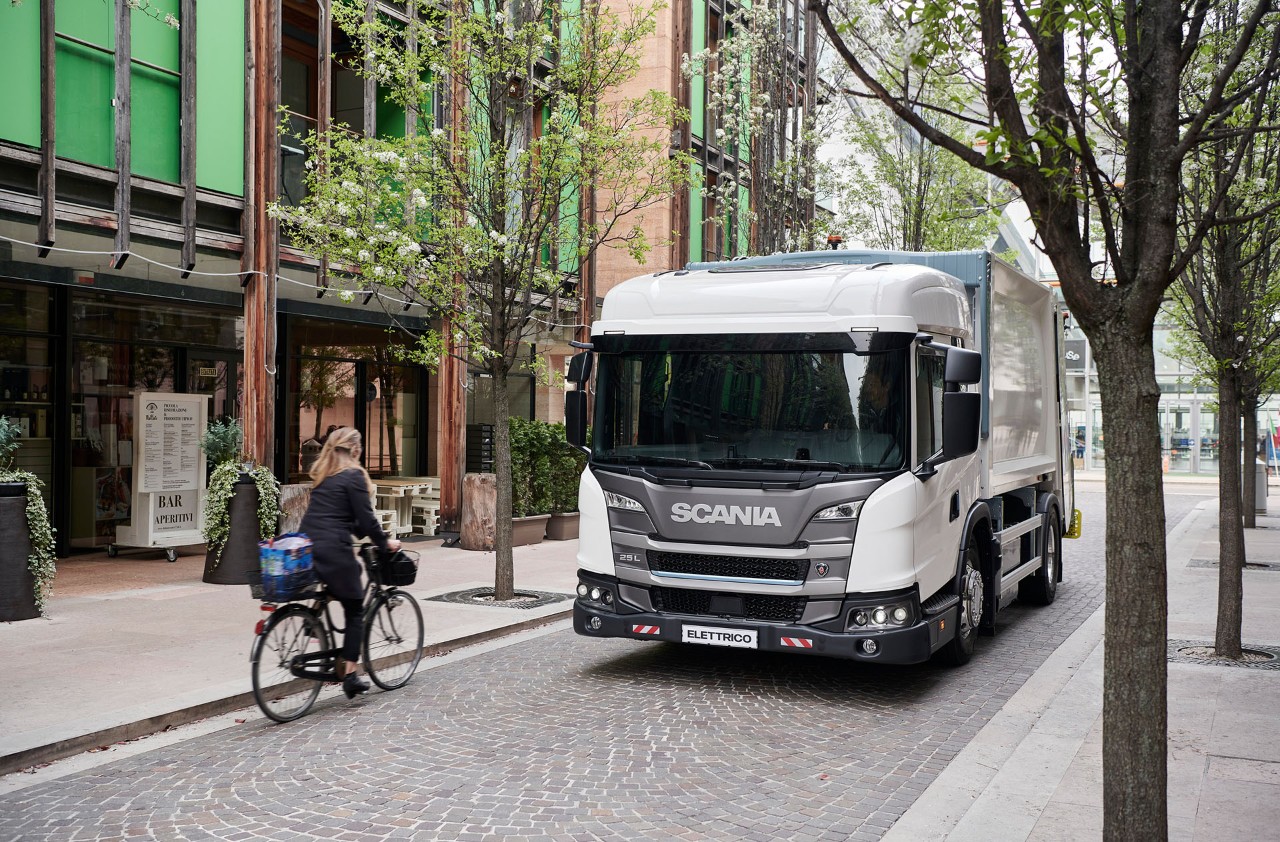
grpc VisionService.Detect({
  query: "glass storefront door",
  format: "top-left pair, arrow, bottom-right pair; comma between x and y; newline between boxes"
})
285,317 -> 425,483
189,354 -> 243,423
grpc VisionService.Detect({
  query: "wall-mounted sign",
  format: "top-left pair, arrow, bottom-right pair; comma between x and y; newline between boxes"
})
1065,339 -> 1087,372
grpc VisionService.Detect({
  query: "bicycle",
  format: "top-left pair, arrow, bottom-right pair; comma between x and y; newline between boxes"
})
250,543 -> 425,723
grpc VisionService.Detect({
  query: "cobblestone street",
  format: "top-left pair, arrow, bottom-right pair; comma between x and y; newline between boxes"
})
1,485 -> 1211,841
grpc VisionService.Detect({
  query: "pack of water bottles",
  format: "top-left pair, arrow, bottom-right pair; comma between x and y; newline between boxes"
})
258,533 -> 318,602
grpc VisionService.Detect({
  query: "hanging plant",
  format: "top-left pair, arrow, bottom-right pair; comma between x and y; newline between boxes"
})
202,462 -> 281,567
0,417 -> 56,613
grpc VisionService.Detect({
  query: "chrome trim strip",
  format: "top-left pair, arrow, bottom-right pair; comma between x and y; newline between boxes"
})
651,571 -> 806,587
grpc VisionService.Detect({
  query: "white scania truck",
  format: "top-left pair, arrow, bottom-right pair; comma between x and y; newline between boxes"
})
563,249 -> 1077,665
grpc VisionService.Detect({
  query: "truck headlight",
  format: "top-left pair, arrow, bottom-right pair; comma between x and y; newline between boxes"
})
604,490 -> 645,512
846,599 -> 916,630
813,501 -> 863,521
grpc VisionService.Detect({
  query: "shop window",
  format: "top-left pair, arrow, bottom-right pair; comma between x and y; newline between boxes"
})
71,293 -> 242,348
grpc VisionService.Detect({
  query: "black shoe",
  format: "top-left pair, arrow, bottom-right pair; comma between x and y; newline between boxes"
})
343,673 -> 371,699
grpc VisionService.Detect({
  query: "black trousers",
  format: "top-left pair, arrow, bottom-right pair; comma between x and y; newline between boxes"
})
340,597 -> 364,662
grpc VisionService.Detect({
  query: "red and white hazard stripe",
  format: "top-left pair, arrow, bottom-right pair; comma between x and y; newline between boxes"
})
780,637 -> 814,648
631,624 -> 661,636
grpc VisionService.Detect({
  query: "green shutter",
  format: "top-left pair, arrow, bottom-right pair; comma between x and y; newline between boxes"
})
688,163 -> 704,261
55,38 -> 115,168
195,2 -> 245,196
0,2 -> 41,147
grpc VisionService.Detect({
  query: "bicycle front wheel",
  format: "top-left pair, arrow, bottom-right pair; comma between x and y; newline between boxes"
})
251,605 -> 329,722
363,589 -> 424,690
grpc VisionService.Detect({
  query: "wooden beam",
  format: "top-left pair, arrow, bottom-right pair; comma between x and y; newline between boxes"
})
317,0 -> 332,298
180,0 -> 197,278
112,0 -> 132,269
37,0 -> 55,258
243,0 -> 280,467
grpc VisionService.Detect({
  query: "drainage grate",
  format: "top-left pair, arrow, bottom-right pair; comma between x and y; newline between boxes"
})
425,588 -> 572,609
1188,559 -> 1280,572
1167,639 -> 1280,670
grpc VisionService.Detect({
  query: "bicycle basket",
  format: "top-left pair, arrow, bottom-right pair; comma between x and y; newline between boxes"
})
378,549 -> 419,586
259,533 -> 319,602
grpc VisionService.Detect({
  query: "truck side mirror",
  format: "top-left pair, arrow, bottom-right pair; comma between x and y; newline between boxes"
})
944,347 -> 981,385
567,351 -> 593,384
942,392 -> 980,459
565,390 -> 588,449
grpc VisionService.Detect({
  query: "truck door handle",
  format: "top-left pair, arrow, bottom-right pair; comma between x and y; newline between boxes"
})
950,491 -> 960,522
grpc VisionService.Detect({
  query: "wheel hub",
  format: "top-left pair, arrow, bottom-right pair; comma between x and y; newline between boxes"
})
962,566 -> 984,632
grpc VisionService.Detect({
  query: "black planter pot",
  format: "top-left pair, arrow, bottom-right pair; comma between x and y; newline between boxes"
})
0,490 -> 38,621
203,479 -> 263,587
0,481 -> 27,498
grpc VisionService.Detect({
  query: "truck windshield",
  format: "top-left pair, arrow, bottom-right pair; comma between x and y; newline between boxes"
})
592,339 -> 909,473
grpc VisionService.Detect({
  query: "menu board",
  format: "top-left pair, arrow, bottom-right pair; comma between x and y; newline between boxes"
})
137,393 -> 206,494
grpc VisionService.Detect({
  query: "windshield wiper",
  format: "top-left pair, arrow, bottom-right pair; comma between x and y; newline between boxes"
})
710,457 -> 852,472
597,454 -> 713,470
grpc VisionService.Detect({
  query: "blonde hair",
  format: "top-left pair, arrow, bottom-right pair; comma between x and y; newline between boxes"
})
309,427 -> 375,494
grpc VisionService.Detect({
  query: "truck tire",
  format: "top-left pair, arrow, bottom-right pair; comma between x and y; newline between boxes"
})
1019,511 -> 1060,606
937,543 -> 983,666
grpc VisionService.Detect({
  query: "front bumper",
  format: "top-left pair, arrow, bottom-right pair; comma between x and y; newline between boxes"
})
574,598 -> 956,665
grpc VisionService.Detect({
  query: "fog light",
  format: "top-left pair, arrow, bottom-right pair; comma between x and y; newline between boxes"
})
601,590 -> 614,605
892,607 -> 909,623
860,639 -> 879,655
577,583 -> 589,598
852,610 -> 868,626
872,608 -> 888,625
588,616 -> 602,631
589,587 -> 602,601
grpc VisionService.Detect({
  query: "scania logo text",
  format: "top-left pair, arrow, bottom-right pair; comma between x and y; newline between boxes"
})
669,502 -> 782,526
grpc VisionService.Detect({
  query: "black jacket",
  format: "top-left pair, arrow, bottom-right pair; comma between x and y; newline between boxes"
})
299,468 -> 389,600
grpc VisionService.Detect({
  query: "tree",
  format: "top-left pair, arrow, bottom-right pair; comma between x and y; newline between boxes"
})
836,99 -> 1007,251
272,0 -> 691,600
808,0 -> 1280,836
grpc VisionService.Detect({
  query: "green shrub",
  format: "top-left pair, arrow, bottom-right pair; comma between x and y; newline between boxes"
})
547,423 -> 587,513
200,418 -> 243,468
508,417 -> 553,517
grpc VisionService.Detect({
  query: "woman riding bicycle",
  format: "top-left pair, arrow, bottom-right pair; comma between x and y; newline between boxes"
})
300,426 -> 400,698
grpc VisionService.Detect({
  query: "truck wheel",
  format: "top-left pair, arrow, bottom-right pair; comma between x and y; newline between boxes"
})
1019,512 -> 1060,606
937,544 -> 983,666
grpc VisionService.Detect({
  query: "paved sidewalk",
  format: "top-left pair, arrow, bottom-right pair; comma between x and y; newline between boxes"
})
1,535 -> 580,775
885,491 -> 1280,840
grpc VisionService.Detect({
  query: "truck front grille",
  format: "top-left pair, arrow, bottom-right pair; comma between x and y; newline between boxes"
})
647,551 -> 809,582
651,587 -> 807,623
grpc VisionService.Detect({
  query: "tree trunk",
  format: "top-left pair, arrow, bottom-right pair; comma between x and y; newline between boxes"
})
492,366 -> 515,601
1242,395 -> 1259,529
1092,332 -> 1168,842
1216,372 -> 1244,658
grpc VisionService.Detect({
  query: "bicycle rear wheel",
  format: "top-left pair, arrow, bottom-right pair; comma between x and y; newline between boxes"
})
252,605 -> 329,722
363,589 -> 424,690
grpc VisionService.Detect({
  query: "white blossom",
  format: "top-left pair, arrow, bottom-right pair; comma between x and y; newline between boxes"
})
337,290 -> 356,303
357,250 -> 373,262
344,227 -> 357,238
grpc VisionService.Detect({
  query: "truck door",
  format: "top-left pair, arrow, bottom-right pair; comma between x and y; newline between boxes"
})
912,345 -> 972,600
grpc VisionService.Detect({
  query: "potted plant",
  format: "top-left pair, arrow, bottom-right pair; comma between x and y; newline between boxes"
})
506,417 -> 551,546
0,416 -> 56,621
546,422 -> 586,540
199,420 -> 282,585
